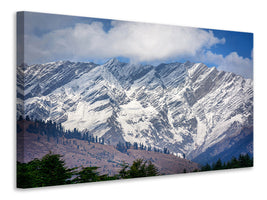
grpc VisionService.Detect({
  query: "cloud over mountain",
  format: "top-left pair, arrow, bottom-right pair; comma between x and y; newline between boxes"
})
22,12 -> 253,79
25,21 -> 225,64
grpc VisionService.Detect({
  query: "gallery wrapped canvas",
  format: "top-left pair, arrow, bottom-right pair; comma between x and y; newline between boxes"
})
16,11 -> 253,188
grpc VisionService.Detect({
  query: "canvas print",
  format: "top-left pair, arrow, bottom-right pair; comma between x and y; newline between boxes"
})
16,11 -> 253,188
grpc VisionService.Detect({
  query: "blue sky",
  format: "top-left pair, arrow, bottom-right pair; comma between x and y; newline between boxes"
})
208,29 -> 253,59
21,12 -> 253,79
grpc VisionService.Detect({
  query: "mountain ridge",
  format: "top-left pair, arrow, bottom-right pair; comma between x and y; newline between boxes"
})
17,58 -> 253,162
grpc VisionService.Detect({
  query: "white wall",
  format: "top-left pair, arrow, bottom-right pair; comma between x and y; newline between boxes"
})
1,0 -> 266,199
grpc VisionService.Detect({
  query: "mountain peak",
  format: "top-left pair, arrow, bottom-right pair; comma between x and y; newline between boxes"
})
105,57 -> 120,66
18,62 -> 29,70
18,59 -> 253,164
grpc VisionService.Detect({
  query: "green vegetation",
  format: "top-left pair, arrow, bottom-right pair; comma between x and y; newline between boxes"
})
20,117 -> 169,154
17,152 -> 74,188
17,153 -> 159,188
200,153 -> 253,171
119,159 -> 159,178
17,118 -> 253,188
21,116 -> 104,144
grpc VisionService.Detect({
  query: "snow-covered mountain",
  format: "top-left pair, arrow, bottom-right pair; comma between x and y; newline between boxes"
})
17,58 -> 253,163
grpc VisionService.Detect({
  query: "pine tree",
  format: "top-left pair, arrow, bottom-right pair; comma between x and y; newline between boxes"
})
213,158 -> 223,170
17,152 -> 76,188
116,141 -> 127,153
73,166 -> 100,183
201,163 -> 211,171
38,152 -> 74,186
146,161 -> 159,176
119,159 -> 159,178
133,142 -> 138,150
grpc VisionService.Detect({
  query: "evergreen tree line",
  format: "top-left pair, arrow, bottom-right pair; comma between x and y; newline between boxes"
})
19,116 -> 104,145
200,153 -> 253,171
17,152 -> 159,188
116,141 -> 170,155
20,116 -> 170,155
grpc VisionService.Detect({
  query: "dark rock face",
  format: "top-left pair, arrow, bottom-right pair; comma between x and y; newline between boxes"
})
192,127 -> 253,165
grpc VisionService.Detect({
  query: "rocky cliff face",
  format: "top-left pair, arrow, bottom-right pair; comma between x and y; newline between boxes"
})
17,58 -> 253,161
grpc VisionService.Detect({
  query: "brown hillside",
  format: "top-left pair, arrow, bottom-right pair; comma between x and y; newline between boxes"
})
17,120 -> 199,175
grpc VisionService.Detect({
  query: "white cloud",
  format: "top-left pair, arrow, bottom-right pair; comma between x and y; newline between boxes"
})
24,20 -> 252,79
219,52 -> 253,79
24,21 -> 225,64
198,50 -> 253,79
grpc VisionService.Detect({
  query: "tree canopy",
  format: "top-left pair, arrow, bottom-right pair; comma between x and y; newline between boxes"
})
17,152 -> 75,188
17,153 -> 160,188
201,153 -> 253,172
119,159 -> 159,179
